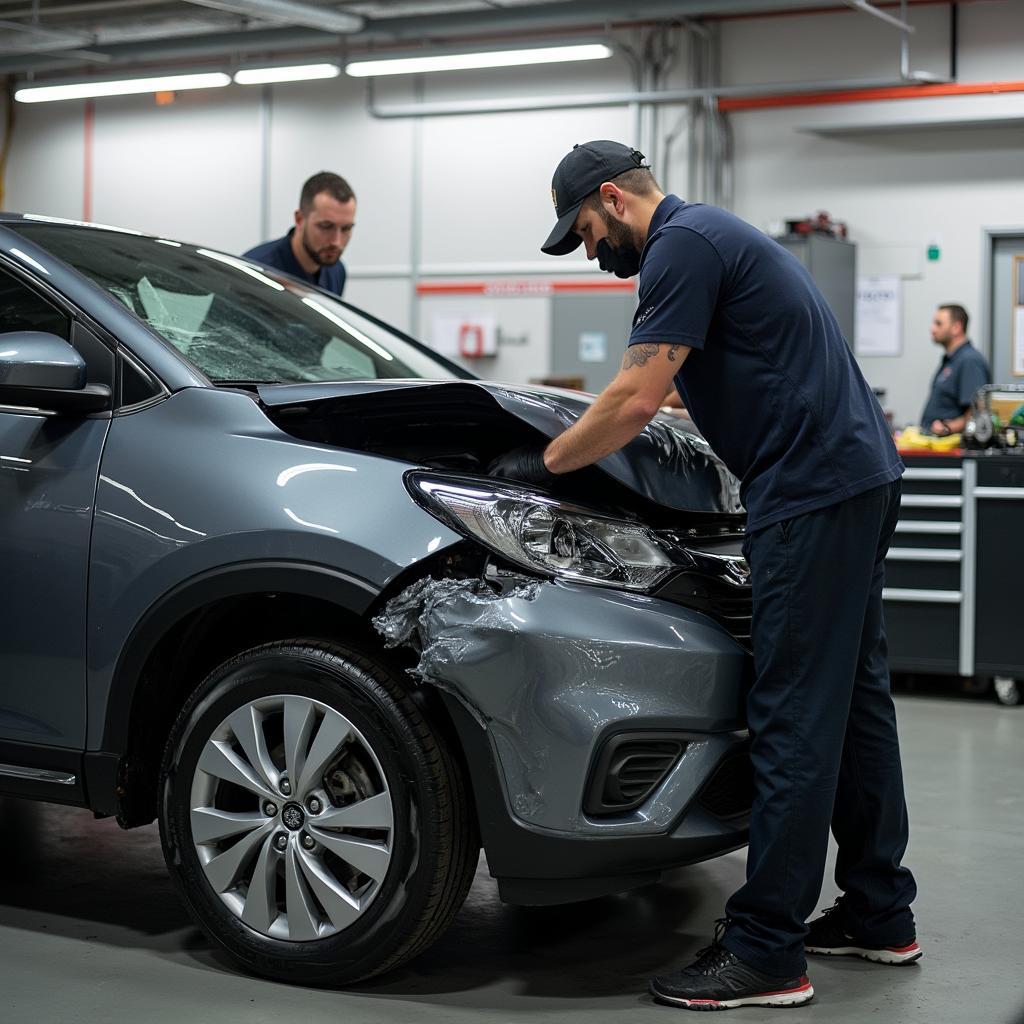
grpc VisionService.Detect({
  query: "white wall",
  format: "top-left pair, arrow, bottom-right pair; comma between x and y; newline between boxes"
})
728,113 -> 1022,426
5,98 -> 85,221
719,2 -> 1024,425
2,52 -> 637,359
2,1 -> 1023,417
92,88 -> 263,247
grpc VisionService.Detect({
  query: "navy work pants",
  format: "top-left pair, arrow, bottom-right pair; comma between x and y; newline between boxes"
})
721,480 -> 918,977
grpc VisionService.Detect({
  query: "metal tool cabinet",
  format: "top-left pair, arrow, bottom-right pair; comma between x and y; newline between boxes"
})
884,452 -> 1024,695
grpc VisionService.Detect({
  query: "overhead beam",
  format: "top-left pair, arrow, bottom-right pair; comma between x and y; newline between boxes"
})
181,0 -> 362,34
366,75 -> 940,119
0,17 -> 94,51
840,0 -> 915,32
0,0 -> 939,75
0,0 -> 168,16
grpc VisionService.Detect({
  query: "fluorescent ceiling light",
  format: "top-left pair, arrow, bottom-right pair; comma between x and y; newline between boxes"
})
346,43 -> 613,78
15,72 -> 231,103
234,63 -> 341,85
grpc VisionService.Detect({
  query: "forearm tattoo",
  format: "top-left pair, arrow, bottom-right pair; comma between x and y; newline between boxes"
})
622,343 -> 682,369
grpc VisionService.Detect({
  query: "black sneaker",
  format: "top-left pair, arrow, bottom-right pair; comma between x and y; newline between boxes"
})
805,900 -> 922,965
649,920 -> 814,1011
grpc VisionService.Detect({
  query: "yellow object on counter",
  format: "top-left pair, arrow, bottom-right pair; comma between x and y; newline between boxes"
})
894,426 -> 963,451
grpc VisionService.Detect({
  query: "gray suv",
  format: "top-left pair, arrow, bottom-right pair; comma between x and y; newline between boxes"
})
0,214 -> 753,985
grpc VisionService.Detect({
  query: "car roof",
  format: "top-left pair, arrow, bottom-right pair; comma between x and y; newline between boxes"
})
0,211 -> 160,237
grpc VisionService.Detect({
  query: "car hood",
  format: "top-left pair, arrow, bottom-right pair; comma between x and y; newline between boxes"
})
257,379 -> 743,517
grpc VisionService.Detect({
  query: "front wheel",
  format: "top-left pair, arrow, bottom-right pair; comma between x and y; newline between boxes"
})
158,640 -> 478,985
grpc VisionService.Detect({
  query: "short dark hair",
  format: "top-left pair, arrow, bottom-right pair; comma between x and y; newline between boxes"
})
939,304 -> 969,333
584,166 -> 661,209
299,171 -> 355,213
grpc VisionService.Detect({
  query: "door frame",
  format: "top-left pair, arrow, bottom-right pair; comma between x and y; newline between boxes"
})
981,226 -> 1024,377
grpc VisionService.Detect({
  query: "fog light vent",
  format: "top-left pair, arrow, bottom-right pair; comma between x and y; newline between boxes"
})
697,751 -> 754,822
584,733 -> 686,816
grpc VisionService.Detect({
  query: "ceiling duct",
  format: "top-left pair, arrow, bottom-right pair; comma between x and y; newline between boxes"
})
0,18 -> 93,54
181,0 -> 363,34
0,0 -> 954,77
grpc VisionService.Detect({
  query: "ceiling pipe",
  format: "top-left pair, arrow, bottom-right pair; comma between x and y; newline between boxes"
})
0,18 -> 92,50
709,0 -> 962,21
0,18 -> 114,62
840,0 -> 915,31
0,25 -> 335,74
340,0 -> 883,43
720,0 -> 979,110
949,1 -> 957,80
0,0 -> 960,75
180,0 -> 362,34
891,0 -> 944,83
0,0 -> 167,17
365,76 -> 942,119
361,0 -> 949,122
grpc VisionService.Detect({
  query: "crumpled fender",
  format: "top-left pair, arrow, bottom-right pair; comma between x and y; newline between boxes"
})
373,574 -> 748,836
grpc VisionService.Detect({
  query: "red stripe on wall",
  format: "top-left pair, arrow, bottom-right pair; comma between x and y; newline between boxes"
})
553,280 -> 636,292
416,279 -> 636,296
719,79 -> 1024,113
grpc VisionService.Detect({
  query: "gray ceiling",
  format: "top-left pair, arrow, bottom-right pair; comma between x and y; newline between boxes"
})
0,0 -> 944,78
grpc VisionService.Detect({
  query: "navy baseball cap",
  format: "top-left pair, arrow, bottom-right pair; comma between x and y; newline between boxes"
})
542,140 -> 648,256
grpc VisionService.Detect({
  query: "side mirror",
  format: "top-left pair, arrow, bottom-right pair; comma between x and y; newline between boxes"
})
0,331 -> 111,413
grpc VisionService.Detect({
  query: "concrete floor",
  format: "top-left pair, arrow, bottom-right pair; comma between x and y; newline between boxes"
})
1,694 -> 1022,1024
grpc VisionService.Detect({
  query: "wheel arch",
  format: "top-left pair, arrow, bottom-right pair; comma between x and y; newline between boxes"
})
92,562 -> 379,824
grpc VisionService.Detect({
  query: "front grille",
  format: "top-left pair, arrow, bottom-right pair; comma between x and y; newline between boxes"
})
655,567 -> 753,652
584,733 -> 687,816
697,751 -> 754,822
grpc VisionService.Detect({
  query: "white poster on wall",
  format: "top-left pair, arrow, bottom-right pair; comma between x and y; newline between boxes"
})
579,331 -> 608,363
431,314 -> 498,359
855,275 -> 902,357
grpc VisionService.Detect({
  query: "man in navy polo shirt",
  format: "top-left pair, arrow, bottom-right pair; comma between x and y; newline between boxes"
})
920,304 -> 990,436
243,171 -> 355,297
490,141 -> 920,1010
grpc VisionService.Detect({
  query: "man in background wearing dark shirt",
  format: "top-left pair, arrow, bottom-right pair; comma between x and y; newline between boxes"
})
920,304 -> 990,435
244,171 -> 355,297
490,141 -> 920,1011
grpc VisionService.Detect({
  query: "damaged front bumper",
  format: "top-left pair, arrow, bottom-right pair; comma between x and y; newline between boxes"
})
375,573 -> 753,905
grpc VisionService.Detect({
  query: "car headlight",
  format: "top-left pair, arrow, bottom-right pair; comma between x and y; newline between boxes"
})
407,473 -> 677,592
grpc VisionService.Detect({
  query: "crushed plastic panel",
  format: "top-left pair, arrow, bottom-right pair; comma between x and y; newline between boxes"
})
373,574 -> 541,732
373,574 -> 749,837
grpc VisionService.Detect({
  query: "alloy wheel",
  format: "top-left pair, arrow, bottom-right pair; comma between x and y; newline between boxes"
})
189,694 -> 394,941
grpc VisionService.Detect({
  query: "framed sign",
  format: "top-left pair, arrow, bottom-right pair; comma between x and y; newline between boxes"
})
855,275 -> 902,357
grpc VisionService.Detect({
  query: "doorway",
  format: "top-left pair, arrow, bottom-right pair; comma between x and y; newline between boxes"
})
986,230 -> 1024,385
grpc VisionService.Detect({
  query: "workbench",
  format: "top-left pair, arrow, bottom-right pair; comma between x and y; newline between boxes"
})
885,450 -> 1024,700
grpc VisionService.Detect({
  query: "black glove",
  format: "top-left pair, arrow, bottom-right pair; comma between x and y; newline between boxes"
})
487,444 -> 558,487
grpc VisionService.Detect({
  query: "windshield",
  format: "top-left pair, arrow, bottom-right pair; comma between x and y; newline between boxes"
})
13,222 -> 469,385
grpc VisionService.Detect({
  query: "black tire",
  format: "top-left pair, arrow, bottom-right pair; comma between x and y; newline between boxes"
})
158,639 -> 478,985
